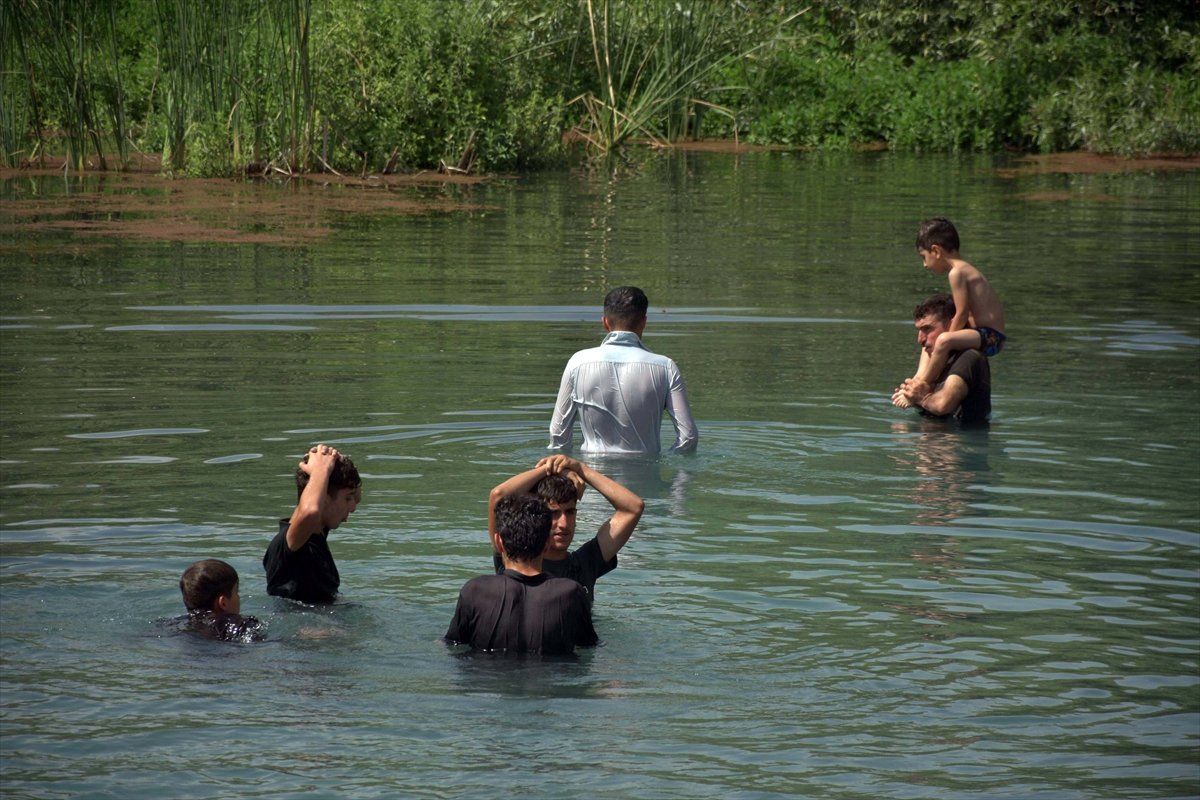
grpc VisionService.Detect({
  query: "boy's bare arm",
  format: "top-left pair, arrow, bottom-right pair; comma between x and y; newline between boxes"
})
556,459 -> 645,562
487,463 -> 554,547
286,446 -> 338,551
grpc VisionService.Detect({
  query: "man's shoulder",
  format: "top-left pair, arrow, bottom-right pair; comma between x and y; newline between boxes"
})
569,536 -> 612,564
947,348 -> 988,376
540,575 -> 592,604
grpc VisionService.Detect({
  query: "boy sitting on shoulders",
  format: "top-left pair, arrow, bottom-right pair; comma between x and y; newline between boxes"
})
445,495 -> 598,655
180,559 -> 265,642
897,217 -> 1006,403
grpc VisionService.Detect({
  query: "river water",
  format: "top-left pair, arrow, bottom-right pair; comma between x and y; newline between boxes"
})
1,151 -> 1197,799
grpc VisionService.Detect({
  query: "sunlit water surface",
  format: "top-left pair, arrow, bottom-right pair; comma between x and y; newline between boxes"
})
2,152 -> 1198,799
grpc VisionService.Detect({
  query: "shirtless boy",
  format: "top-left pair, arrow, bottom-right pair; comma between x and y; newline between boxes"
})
488,455 -> 644,602
263,444 -> 361,604
898,217 -> 1005,402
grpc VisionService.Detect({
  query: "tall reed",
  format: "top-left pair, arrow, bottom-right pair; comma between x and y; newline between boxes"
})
570,0 -> 772,154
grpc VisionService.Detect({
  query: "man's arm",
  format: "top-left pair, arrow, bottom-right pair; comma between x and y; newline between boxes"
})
286,446 -> 338,551
548,366 -> 577,449
665,362 -> 698,453
488,464 -> 552,548
905,375 -> 969,417
544,455 -> 644,562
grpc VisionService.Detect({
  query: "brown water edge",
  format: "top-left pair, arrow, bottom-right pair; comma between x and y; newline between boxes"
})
0,153 -> 491,249
997,152 -> 1200,177
3,148 -> 1196,249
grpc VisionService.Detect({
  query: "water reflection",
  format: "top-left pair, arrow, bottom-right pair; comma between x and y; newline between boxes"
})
445,647 -> 604,698
889,420 -> 991,525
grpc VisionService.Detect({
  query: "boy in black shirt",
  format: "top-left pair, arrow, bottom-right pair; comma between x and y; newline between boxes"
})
263,444 -> 361,603
180,559 -> 265,642
488,455 -> 643,602
446,495 -> 598,655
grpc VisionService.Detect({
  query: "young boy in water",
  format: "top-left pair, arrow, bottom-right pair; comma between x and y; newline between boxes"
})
180,559 -> 265,642
263,444 -> 361,604
899,217 -> 1005,401
446,494 -> 598,655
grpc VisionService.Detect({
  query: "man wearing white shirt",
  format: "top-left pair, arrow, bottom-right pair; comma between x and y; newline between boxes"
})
549,286 -> 698,454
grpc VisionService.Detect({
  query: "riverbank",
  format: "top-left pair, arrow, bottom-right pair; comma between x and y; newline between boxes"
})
3,149 -> 1197,248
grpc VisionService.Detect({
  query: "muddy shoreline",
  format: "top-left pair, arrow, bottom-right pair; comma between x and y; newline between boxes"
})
3,147 -> 1196,247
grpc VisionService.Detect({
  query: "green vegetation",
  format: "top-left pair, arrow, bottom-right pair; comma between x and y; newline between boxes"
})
2,0 -> 1196,175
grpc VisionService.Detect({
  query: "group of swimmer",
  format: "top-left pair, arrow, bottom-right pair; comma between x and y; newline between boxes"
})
179,216 -> 1006,654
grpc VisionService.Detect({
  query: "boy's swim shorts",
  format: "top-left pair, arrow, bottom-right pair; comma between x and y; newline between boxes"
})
975,326 -> 1006,357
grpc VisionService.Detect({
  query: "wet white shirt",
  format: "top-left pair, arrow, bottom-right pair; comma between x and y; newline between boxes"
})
549,331 -> 698,454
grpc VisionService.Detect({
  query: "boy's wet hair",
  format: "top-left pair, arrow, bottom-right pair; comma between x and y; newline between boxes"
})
914,293 -> 956,322
180,559 -> 238,612
916,217 -> 960,253
494,495 -> 552,562
603,286 -> 649,329
535,473 -> 578,505
295,451 -> 361,501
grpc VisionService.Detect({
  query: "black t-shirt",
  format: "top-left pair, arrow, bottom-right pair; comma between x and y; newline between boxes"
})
186,611 -> 266,643
263,518 -> 340,603
920,349 -> 991,424
944,349 -> 991,424
491,536 -> 617,601
445,570 -> 599,655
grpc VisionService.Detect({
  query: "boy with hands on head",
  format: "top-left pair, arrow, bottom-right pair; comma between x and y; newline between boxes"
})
263,444 -> 361,604
489,454 -> 644,602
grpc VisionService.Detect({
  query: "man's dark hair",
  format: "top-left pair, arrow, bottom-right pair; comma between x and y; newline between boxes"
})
914,293 -> 956,323
494,495 -> 552,562
603,286 -> 649,330
535,473 -> 578,505
915,217 -> 960,252
180,559 -> 238,612
295,452 -> 361,501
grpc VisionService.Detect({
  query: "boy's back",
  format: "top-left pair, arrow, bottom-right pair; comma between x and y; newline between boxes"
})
947,257 -> 1004,332
445,571 -> 598,655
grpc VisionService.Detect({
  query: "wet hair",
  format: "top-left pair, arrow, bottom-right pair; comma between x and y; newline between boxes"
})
914,294 -> 956,323
295,452 -> 361,501
603,286 -> 649,330
535,473 -> 578,505
494,495 -> 552,562
916,217 -> 960,253
180,559 -> 238,613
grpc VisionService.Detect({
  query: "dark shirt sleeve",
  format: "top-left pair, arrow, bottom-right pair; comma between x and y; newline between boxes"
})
944,349 -> 991,424
571,585 -> 600,648
444,590 -> 473,645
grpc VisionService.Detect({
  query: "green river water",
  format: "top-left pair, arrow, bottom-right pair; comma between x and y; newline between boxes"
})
1,150 -> 1197,798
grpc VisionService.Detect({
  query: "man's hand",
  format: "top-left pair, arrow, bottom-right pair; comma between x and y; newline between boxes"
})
300,444 -> 340,474
537,454 -> 581,476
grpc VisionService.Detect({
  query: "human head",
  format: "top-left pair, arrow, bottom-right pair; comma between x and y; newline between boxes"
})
915,217 -> 960,254
535,473 -> 580,556
602,286 -> 649,332
180,559 -> 240,614
295,451 -> 361,500
913,294 -> 955,353
494,495 -> 552,562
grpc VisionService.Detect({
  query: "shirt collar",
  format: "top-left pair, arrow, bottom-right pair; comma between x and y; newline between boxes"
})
601,330 -> 648,350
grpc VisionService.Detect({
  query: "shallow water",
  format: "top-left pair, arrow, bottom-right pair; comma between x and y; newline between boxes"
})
1,151 -> 1198,799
